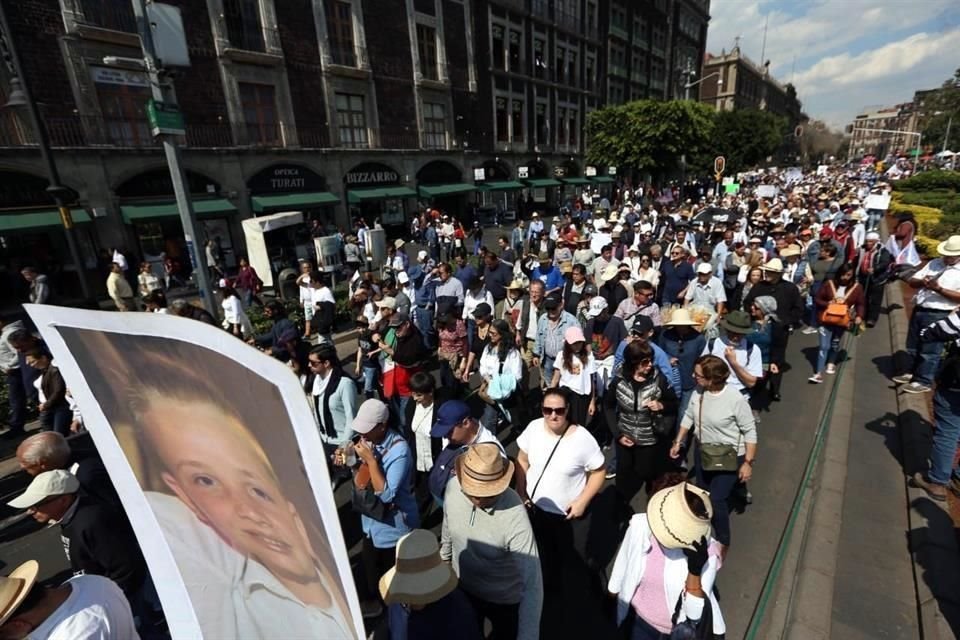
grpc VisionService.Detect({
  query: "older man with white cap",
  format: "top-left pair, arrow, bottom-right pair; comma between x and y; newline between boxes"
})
855,231 -> 893,327
685,263 -> 727,315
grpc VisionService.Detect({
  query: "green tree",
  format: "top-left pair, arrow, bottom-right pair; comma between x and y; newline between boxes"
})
585,99 -> 716,177
921,67 -> 960,152
700,109 -> 787,174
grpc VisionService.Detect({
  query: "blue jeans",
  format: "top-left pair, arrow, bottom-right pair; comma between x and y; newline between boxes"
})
929,388 -> 960,485
541,355 -> 557,389
41,404 -> 72,436
694,449 -> 745,546
19,352 -> 39,405
867,208 -> 883,232
389,395 -> 410,430
816,325 -> 845,373
361,365 -> 379,396
906,308 -> 951,386
4,368 -> 26,433
413,306 -> 435,350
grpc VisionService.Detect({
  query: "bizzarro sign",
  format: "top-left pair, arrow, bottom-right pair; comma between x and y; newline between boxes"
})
248,164 -> 326,194
344,163 -> 400,186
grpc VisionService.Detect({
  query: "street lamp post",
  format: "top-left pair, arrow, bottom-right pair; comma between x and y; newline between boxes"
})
0,4 -> 92,301
678,70 -> 723,199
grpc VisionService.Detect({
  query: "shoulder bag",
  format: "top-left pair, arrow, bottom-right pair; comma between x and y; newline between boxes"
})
351,437 -> 405,523
697,392 -> 740,473
818,281 -> 853,327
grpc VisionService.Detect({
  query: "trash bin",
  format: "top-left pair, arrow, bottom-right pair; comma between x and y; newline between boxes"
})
277,267 -> 299,301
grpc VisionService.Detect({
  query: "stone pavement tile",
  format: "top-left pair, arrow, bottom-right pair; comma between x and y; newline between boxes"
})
832,577 -> 918,640
785,619 -> 828,640
830,617 -> 899,640
789,567 -> 834,634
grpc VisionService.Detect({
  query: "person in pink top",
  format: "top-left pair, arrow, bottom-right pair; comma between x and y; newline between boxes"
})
608,475 -> 726,639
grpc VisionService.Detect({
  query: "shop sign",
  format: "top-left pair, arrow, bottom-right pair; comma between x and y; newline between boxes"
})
473,168 -> 486,181
553,166 -> 567,178
585,166 -> 597,176
344,163 -> 400,186
117,169 -> 219,199
608,166 -> 618,175
518,166 -> 529,179
249,164 -> 326,194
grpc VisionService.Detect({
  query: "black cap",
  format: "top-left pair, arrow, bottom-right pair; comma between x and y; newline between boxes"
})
583,284 -> 599,296
472,302 -> 492,318
630,315 -> 654,336
543,295 -> 561,310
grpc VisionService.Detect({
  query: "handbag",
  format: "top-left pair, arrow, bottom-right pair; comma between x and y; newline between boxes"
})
351,439 -> 403,523
818,281 -> 853,327
697,393 -> 739,472
670,588 -> 718,639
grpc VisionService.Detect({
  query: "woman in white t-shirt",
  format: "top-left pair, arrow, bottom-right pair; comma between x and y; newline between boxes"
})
477,319 -> 522,430
549,325 -> 597,428
515,387 -> 606,637
221,285 -> 254,339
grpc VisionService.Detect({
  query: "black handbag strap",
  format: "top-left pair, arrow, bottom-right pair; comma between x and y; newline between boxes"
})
528,421 -> 571,502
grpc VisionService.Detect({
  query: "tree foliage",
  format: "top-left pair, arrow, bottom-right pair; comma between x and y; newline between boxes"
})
921,67 -> 960,152
585,100 -> 716,176
586,100 -> 787,177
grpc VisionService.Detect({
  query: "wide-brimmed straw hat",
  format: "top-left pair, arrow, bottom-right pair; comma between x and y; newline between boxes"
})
760,258 -> 784,273
379,530 -> 458,606
506,279 -> 525,290
0,561 -> 39,627
454,443 -> 514,498
938,235 -> 960,257
647,483 -> 713,550
600,264 -> 620,282
664,308 -> 699,327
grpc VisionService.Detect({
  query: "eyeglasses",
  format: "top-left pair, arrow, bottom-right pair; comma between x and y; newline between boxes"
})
541,406 -> 567,416
308,360 -> 323,368
693,371 -> 707,380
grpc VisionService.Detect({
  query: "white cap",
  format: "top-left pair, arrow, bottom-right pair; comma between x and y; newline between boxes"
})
696,263 -> 713,274
354,399 -> 390,434
375,296 -> 397,310
397,271 -> 410,284
585,296 -> 608,318
8,470 -> 79,509
866,231 -> 881,241
417,250 -> 428,261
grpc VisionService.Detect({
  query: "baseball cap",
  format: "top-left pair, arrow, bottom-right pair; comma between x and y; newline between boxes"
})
353,399 -> 390,435
431,400 -> 472,438
472,302 -> 492,318
543,294 -> 561,310
564,326 -> 585,344
583,283 -> 599,296
376,296 -> 397,310
397,271 -> 410,284
696,263 -> 713,275
8,470 -> 79,509
585,296 -> 608,318
631,315 -> 654,336
389,311 -> 410,327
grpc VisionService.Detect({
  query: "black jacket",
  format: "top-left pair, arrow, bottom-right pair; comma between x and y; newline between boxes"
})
60,494 -> 146,596
743,280 -> 804,328
402,387 -> 455,469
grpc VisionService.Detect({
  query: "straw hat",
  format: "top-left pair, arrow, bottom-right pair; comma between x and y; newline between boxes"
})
761,258 -> 784,273
394,239 -> 405,249
664,308 -> 699,327
379,530 -> 458,606
779,245 -> 801,258
506,278 -> 525,291
647,483 -> 713,550
559,260 -> 573,274
600,264 -> 620,282
0,561 -> 39,627
454,443 -> 514,497
938,235 -> 960,257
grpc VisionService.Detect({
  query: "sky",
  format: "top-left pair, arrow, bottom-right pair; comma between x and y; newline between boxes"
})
705,0 -> 960,131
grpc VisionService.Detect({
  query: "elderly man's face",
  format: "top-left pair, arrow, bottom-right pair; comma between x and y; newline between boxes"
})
530,284 -> 545,304
27,493 -> 73,524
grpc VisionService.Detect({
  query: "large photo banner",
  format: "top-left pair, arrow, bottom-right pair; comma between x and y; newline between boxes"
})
25,304 -> 364,640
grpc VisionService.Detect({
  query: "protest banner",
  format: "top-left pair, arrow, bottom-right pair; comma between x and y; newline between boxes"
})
25,305 -> 364,640
864,194 -> 892,211
724,183 -> 740,194
756,185 -> 778,199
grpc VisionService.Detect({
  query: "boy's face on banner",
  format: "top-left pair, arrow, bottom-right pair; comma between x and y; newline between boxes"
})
143,396 -> 317,582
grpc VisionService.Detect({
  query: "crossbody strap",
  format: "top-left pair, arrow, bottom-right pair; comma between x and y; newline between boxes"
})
529,422 -> 571,502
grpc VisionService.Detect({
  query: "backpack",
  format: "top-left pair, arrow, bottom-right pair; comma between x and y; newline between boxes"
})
428,445 -> 466,505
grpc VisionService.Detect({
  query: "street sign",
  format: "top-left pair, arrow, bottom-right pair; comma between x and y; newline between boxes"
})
146,99 -> 186,136
714,156 -> 725,175
518,166 -> 529,179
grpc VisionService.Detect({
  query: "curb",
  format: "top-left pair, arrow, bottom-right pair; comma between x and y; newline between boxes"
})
889,287 -> 960,640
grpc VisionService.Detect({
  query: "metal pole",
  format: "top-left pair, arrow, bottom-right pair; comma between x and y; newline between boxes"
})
944,114 -> 953,153
0,3 -> 92,301
913,131 -> 921,174
132,0 -> 216,317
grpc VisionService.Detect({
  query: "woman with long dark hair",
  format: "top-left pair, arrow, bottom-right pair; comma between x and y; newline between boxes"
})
550,326 -> 596,428
477,319 -> 522,431
809,262 -> 864,384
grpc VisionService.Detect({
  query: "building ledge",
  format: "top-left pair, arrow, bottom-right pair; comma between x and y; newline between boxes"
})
326,64 -> 371,80
418,78 -> 449,90
221,48 -> 284,67
74,25 -> 140,48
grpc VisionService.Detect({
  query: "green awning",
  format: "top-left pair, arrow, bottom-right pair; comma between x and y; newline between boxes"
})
562,177 -> 592,185
121,199 -> 237,223
525,178 -> 562,188
0,208 -> 90,232
418,183 -> 478,198
478,180 -> 525,191
591,176 -> 616,184
347,186 -> 417,204
251,191 -> 340,213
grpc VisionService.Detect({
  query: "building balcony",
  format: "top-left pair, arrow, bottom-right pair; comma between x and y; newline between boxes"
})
609,24 -> 629,40
77,0 -> 137,33
609,64 -> 628,78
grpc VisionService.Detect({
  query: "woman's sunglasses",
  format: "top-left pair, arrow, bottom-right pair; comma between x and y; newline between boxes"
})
541,406 -> 567,416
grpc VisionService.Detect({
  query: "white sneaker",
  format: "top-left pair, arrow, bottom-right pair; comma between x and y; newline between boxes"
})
903,382 -> 932,394
808,374 -> 823,384
826,364 -> 836,375
801,326 -> 818,335
892,374 -> 914,385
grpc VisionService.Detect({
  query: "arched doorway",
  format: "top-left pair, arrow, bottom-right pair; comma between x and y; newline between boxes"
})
475,159 -> 523,223
344,162 -> 415,232
0,169 -> 93,306
116,168 -> 237,277
416,160 -> 476,219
